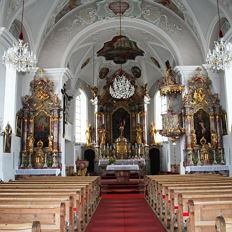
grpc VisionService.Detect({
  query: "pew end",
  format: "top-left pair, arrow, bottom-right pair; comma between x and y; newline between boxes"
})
0,221 -> 41,231
215,216 -> 232,232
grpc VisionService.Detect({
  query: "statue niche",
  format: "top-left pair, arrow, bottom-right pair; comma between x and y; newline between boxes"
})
112,108 -> 130,141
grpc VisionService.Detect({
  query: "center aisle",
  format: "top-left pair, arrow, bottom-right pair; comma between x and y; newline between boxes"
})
86,194 -> 166,232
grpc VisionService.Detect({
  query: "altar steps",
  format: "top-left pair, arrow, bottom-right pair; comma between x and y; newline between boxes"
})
100,178 -> 144,194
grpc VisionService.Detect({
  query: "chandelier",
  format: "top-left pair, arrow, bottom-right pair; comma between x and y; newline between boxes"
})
2,0 -> 37,72
109,70 -> 135,99
206,0 -> 232,71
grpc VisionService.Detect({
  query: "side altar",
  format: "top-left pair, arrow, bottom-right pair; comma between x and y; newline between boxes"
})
17,70 -> 62,171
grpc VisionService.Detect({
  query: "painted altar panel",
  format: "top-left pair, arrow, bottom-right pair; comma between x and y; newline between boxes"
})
34,111 -> 50,147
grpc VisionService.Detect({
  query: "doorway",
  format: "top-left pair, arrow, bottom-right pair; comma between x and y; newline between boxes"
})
149,148 -> 160,175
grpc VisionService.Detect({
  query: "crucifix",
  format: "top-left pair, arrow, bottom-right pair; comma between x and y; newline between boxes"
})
61,83 -> 73,137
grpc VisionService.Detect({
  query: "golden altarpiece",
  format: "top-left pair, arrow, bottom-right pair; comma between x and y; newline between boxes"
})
88,68 -> 151,161
183,67 -> 226,166
19,72 -> 62,169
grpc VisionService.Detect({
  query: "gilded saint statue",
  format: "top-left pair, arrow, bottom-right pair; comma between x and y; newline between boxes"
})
200,137 -> 209,164
136,124 -> 143,144
3,123 -> 12,153
211,130 -> 218,148
85,124 -> 93,146
77,162 -> 88,176
98,125 -> 106,145
35,140 -> 45,168
193,88 -> 205,104
191,129 -> 197,148
26,132 -> 34,154
48,134 -> 53,153
149,123 -> 157,145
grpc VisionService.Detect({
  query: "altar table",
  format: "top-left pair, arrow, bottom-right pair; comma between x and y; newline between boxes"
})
185,165 -> 229,173
15,168 -> 61,176
99,159 -> 145,166
106,164 -> 139,182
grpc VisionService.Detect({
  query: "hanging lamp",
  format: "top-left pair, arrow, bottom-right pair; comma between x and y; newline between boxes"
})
2,0 -> 37,72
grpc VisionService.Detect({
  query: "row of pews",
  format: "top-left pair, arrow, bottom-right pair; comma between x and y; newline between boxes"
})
0,175 -> 100,232
145,174 -> 232,232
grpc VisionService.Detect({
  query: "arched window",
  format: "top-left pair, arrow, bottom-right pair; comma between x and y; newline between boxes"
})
155,90 -> 167,142
75,89 -> 87,143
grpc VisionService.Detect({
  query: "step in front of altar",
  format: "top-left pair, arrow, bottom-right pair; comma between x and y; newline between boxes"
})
101,178 -> 144,194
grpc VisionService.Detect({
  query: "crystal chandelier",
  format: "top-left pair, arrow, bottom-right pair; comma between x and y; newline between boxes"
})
2,0 -> 37,72
206,0 -> 232,71
109,71 -> 135,99
206,39 -> 232,71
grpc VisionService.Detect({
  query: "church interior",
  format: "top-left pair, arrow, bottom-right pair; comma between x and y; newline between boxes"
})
0,0 -> 232,231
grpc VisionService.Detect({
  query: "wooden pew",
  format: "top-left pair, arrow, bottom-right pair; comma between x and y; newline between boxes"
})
0,221 -> 40,232
0,201 -> 64,232
0,197 -> 70,230
145,175 -> 232,231
168,187 -> 232,232
0,186 -> 84,231
187,199 -> 232,232
215,216 -> 232,232
15,179 -> 98,217
177,193 -> 232,232
16,177 -> 99,208
1,182 -> 92,224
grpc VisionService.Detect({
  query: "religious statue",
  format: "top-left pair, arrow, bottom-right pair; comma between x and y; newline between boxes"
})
149,123 -> 157,145
35,140 -> 45,168
211,130 -> 218,148
26,133 -> 34,154
3,123 -> 12,153
143,83 -> 150,98
77,162 -> 88,176
98,125 -> 106,145
193,88 -> 206,104
191,129 -> 197,148
136,124 -> 143,144
200,137 -> 209,164
85,124 -> 93,146
164,60 -> 176,85
90,86 -> 98,99
48,134 -> 53,153
119,120 -> 125,137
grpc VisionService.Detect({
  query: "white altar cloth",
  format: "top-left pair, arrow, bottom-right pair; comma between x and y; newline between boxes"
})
15,168 -> 61,176
106,164 -> 139,171
185,165 -> 229,173
99,159 -> 145,166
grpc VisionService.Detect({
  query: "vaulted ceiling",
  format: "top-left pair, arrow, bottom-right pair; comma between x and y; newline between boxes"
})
1,0 -> 231,92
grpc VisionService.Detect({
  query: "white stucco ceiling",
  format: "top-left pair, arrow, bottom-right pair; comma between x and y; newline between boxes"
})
1,0 -> 231,92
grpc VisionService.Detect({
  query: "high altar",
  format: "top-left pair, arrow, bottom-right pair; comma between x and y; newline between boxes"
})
86,69 -> 152,172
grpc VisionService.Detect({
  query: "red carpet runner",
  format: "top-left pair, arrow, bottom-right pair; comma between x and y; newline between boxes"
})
86,194 -> 166,232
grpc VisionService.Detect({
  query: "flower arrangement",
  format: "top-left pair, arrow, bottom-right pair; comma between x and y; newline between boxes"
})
108,156 -> 116,165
